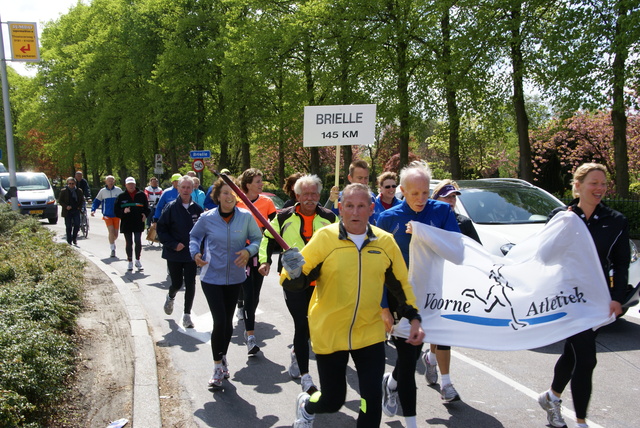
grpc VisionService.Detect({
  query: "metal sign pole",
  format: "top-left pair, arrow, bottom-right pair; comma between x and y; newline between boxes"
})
0,16 -> 19,210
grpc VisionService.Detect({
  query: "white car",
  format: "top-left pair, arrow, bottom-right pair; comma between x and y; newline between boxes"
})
429,178 -> 640,316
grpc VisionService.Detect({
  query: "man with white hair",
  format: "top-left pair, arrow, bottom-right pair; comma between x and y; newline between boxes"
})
258,174 -> 337,395
376,161 -> 461,427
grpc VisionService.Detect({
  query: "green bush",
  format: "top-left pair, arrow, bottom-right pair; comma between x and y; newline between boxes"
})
0,205 -> 85,425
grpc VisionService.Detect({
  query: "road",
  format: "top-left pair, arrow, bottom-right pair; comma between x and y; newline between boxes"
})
45,213 -> 640,428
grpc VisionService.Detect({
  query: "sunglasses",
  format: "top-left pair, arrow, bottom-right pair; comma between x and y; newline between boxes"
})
383,184 -> 397,189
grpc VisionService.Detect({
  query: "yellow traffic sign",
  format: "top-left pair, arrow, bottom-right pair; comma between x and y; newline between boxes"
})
8,22 -> 40,62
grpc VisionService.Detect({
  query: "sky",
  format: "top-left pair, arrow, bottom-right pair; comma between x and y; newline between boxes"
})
2,0 -> 81,76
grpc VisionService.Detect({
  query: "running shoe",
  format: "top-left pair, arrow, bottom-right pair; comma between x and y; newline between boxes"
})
164,294 -> 175,315
135,260 -> 143,271
441,383 -> 460,403
236,307 -> 244,320
289,350 -> 301,379
182,314 -> 194,329
247,335 -> 260,355
422,352 -> 438,385
127,261 -> 133,271
111,249 -> 116,258
537,391 -> 566,427
221,355 -> 230,379
381,372 -> 398,416
301,373 -> 317,394
207,367 -> 224,388
293,392 -> 314,427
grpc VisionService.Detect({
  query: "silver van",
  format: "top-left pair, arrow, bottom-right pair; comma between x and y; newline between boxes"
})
0,172 -> 59,224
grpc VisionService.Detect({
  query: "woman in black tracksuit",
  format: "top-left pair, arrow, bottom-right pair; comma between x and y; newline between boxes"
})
538,163 -> 629,428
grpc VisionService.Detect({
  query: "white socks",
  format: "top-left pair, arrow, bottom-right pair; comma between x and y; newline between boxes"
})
404,416 -> 417,428
441,374 -> 451,386
427,350 -> 437,365
387,374 -> 398,391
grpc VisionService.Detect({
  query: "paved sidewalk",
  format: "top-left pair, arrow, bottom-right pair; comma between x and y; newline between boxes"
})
81,250 -> 162,428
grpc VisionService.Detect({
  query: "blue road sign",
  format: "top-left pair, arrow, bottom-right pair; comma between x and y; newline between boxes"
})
189,150 -> 211,159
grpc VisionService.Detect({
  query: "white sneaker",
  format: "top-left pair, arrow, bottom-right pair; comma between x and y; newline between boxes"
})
182,314 -> 194,328
247,335 -> 260,355
381,372 -> 398,416
422,352 -> 438,385
164,294 -> 175,315
135,259 -> 143,271
441,383 -> 460,403
293,392 -> 314,427
236,307 -> 244,320
127,261 -> 133,271
289,350 -> 301,378
221,355 -> 230,379
208,367 -> 224,388
538,391 -> 566,427
301,373 -> 317,394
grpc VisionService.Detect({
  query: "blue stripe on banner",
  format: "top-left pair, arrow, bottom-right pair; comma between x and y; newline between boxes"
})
442,312 -> 567,327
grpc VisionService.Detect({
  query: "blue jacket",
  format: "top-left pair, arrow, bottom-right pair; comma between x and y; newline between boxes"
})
92,185 -> 124,218
153,186 -> 178,221
191,188 -> 206,209
204,185 -> 217,210
373,194 -> 401,219
157,198 -> 204,262
377,199 -> 460,312
189,207 -> 262,285
376,199 -> 460,266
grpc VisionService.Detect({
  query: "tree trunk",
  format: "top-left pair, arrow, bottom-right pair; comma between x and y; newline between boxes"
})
611,1 -> 629,197
509,2 -> 533,182
441,7 -> 461,179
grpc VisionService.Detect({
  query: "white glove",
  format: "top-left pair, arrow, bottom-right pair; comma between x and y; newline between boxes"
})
281,247 -> 305,279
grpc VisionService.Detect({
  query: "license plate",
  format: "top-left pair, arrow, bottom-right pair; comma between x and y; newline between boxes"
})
30,210 -> 44,215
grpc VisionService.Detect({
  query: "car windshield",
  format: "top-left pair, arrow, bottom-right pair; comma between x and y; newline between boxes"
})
458,186 -> 563,224
0,174 -> 51,191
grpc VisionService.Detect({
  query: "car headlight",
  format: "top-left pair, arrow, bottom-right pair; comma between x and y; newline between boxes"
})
47,195 -> 56,204
630,240 -> 638,263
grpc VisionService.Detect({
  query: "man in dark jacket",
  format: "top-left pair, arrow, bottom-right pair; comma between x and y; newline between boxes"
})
115,177 -> 150,272
58,177 -> 85,245
156,175 -> 204,328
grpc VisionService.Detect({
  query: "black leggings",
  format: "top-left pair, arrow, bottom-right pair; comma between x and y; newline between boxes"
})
201,281 -> 241,361
551,328 -> 597,420
391,337 -> 423,417
306,342 -> 385,428
284,286 -> 314,374
167,260 -> 197,314
241,264 -> 264,331
123,230 -> 142,261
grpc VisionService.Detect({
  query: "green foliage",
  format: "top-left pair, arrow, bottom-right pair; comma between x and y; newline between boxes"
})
0,205 -> 85,425
605,199 -> 640,239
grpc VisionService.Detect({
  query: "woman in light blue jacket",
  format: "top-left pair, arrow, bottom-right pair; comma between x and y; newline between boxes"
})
190,177 -> 262,388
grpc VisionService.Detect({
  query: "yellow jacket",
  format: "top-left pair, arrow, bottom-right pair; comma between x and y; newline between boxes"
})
281,222 -> 420,355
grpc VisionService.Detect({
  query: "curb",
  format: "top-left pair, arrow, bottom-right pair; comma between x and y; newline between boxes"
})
81,251 -> 162,428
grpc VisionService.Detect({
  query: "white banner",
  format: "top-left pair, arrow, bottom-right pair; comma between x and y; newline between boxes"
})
303,104 -> 376,147
393,211 -> 615,351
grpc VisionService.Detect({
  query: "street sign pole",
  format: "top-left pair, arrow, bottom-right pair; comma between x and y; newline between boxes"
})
0,16 -> 19,210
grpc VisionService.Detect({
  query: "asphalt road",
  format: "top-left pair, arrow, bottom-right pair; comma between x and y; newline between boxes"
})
45,213 -> 640,428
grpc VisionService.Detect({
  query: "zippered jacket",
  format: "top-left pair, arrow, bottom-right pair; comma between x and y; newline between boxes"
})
550,200 -> 630,303
281,222 -> 420,354
114,188 -> 150,233
189,207 -> 262,285
157,198 -> 203,262
258,203 -> 337,272
92,185 -> 124,218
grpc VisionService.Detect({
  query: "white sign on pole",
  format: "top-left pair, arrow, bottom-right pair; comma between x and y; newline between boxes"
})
303,104 -> 376,147
154,154 -> 163,175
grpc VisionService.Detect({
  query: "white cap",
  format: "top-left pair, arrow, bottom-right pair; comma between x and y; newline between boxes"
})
125,177 -> 136,184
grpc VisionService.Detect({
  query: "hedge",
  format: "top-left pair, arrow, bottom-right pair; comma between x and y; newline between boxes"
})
0,205 -> 84,426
